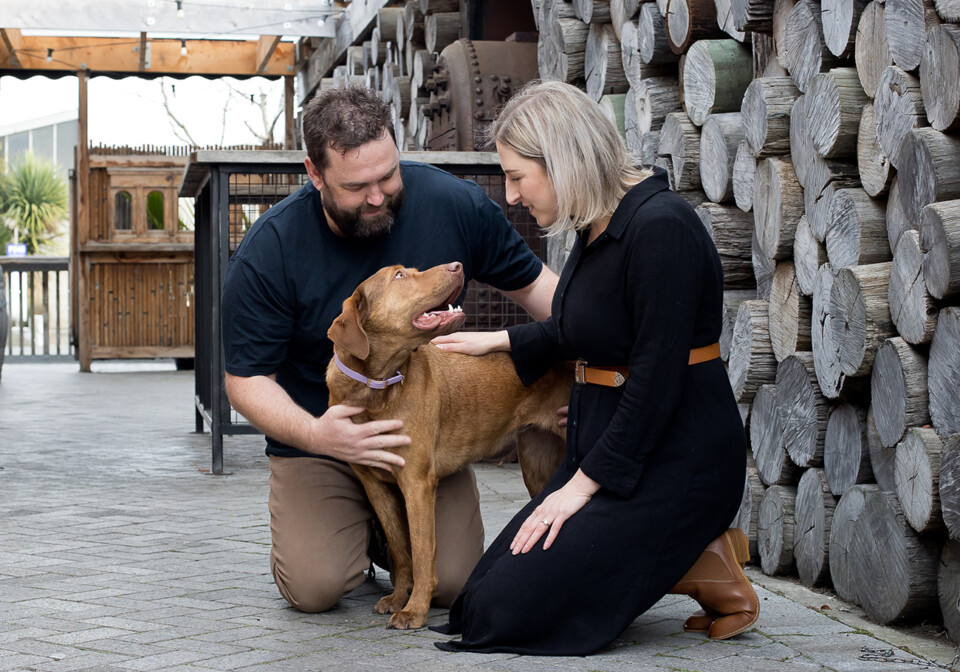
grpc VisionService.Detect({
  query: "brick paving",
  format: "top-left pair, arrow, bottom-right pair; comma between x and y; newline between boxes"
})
0,361 -> 957,671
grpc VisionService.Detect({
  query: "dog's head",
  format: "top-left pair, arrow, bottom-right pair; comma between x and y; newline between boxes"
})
328,262 -> 467,360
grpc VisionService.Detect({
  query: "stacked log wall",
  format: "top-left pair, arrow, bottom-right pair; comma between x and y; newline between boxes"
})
521,0 -> 960,634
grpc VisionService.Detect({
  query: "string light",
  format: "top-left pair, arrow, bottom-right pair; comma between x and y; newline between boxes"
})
180,39 -> 187,56
317,16 -> 326,26
176,1 -> 185,18
46,48 -> 53,62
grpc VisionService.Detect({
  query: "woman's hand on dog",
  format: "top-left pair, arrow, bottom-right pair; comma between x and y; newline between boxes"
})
314,405 -> 410,472
431,330 -> 510,356
510,469 -> 600,554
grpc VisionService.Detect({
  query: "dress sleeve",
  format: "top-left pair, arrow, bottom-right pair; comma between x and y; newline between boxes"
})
221,249 -> 295,378
578,209 -> 706,497
506,317 -> 573,386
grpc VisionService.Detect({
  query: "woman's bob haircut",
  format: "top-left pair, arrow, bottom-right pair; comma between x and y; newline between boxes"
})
489,80 -> 651,236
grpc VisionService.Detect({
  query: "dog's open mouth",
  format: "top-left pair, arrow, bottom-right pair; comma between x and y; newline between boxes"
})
412,285 -> 467,331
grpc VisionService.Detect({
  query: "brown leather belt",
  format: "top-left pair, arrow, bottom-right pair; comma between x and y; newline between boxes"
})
575,342 -> 721,387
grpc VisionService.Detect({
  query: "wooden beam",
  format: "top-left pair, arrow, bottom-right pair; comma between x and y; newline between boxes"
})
0,28 -> 24,67
256,35 -> 282,75
138,32 -> 147,72
0,34 -> 295,77
296,0 -> 391,105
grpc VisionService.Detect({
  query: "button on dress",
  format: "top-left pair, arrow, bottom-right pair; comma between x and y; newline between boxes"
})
433,168 -> 747,656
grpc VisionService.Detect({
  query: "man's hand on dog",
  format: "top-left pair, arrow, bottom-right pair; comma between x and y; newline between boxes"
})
315,405 -> 409,472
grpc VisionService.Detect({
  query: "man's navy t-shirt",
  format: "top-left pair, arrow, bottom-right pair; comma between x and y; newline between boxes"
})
221,160 -> 543,458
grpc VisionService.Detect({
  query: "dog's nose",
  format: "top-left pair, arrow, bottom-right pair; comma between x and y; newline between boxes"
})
447,262 -> 463,275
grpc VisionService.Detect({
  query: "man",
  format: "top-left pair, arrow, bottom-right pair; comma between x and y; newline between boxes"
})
221,84 -> 558,613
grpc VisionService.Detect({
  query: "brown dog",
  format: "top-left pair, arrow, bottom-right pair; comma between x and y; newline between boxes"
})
326,261 -> 570,630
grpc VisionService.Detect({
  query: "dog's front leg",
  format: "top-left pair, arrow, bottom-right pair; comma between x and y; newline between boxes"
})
353,468 -> 416,617
387,472 -> 438,630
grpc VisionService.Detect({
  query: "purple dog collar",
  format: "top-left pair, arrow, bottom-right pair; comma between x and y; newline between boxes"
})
333,352 -> 404,389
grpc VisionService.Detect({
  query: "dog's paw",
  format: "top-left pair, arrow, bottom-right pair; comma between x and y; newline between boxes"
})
375,593 -> 407,615
386,609 -> 427,630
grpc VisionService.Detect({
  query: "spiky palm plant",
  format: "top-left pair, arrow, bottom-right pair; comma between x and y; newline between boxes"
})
2,154 -> 67,255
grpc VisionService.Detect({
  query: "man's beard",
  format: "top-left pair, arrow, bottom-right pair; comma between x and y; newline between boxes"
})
321,184 -> 405,240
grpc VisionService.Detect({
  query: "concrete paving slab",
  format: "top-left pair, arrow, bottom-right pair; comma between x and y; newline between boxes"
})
1,362 -> 959,671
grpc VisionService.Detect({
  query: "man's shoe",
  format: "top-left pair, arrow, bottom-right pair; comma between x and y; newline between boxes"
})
670,528 -> 759,640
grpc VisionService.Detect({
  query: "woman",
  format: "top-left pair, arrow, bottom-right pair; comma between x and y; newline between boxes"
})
430,81 -> 757,656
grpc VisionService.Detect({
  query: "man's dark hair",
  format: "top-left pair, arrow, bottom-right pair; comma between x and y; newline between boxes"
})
302,84 -> 396,172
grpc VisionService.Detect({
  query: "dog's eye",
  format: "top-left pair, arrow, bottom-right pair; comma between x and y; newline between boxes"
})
394,271 -> 404,279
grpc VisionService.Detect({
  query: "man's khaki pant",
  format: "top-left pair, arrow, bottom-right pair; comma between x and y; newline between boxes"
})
268,456 -> 485,613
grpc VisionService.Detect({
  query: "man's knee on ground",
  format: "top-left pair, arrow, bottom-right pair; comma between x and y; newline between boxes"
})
433,559 -> 472,608
272,558 -> 363,613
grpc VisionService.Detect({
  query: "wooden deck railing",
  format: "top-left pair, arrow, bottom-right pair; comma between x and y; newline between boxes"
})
1,256 -> 74,362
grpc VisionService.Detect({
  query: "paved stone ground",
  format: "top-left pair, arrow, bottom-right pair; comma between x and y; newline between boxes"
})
1,362 -> 958,672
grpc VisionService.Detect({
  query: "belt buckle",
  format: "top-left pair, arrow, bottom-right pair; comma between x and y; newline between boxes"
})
575,358 -> 587,385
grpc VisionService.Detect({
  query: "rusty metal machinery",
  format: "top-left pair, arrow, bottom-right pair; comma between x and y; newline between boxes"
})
423,39 -> 539,151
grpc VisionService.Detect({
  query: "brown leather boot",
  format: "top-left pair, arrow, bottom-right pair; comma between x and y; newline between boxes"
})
670,528 -> 759,640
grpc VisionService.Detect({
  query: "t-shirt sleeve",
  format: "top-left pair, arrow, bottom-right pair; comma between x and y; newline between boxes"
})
466,186 -> 543,291
578,210 -> 706,497
221,237 -> 295,378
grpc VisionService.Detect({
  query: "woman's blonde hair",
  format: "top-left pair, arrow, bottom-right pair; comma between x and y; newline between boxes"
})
489,80 -> 651,235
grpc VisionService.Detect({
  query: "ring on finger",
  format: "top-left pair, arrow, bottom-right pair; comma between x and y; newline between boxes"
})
541,520 -> 550,526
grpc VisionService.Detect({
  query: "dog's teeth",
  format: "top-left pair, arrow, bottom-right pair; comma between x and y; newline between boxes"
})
448,304 -> 454,312
423,313 -> 429,318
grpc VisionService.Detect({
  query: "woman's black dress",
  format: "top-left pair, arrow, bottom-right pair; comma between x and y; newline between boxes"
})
433,167 -> 747,656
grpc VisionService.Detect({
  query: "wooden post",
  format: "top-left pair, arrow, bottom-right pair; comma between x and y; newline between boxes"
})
828,483 -> 876,604
742,76 -> 800,157
826,187 -> 890,270
929,307 -> 960,437
938,540 -> 960,643
874,66 -> 925,170
889,230 -> 938,344
920,25 -> 960,133
857,104 -> 893,198
758,484 -> 798,574
284,76 -> 295,150
793,215 -> 827,295
776,352 -> 829,467
793,468 -> 836,587
867,405 -> 897,492
696,203 -> 755,285
854,1 -> 893,99
825,403 -> 873,496
939,435 -> 960,540
769,262 -> 812,360
822,0 -> 868,58
729,300 -> 778,404
920,199 -> 960,301
733,140 -> 757,212
699,113 -> 745,203
871,338 -> 930,449
77,70 -> 91,373
895,427 -> 944,534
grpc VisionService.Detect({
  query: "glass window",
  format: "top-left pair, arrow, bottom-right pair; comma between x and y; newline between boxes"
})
55,122 -> 77,176
32,126 -> 54,165
7,131 -> 29,167
147,191 -> 165,230
115,191 -> 132,230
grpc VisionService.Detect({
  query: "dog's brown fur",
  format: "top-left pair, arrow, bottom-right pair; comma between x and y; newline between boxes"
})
326,262 -> 570,630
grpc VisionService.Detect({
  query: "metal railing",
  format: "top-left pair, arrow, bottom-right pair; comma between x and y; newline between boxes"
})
1,256 -> 74,362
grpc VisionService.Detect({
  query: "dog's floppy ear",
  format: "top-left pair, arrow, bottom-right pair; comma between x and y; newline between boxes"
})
328,290 -> 370,360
